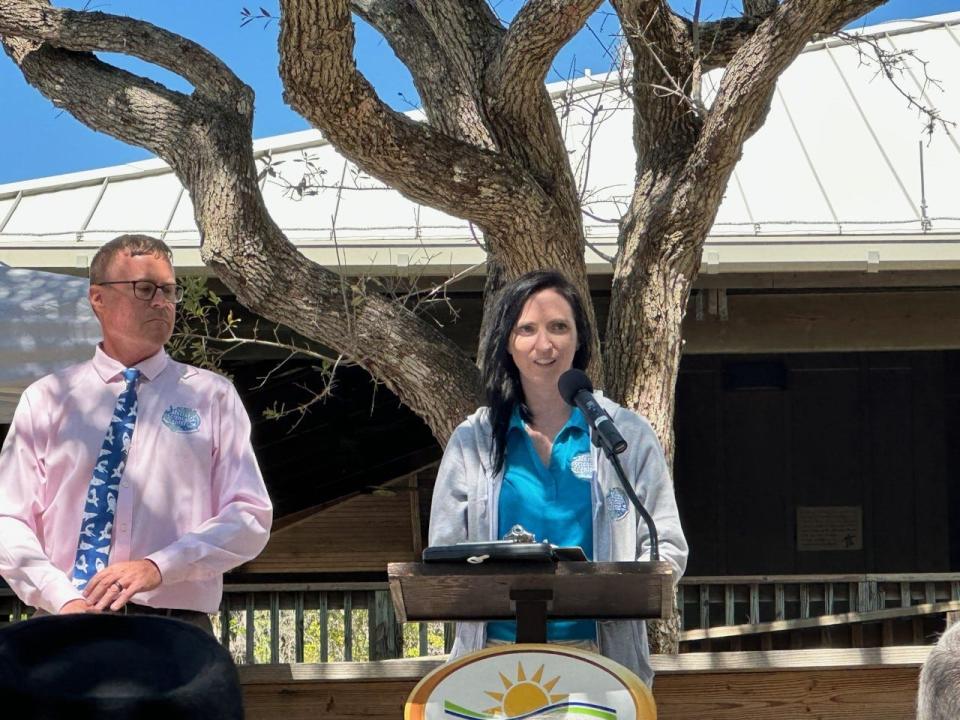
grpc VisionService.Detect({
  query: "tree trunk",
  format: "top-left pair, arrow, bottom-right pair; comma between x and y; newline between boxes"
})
605,172 -> 700,656
605,247 -> 695,460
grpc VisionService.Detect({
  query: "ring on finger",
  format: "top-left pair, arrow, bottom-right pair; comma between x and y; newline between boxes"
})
113,581 -> 124,593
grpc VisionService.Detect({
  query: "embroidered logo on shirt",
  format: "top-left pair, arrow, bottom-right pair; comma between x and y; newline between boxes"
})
570,452 -> 595,480
606,488 -> 630,520
161,406 -> 201,433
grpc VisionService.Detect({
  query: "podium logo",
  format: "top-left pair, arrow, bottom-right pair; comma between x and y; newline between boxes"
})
405,645 -> 655,720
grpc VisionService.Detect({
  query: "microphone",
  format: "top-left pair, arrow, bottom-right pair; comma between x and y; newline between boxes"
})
557,368 -> 660,562
558,369 -> 627,455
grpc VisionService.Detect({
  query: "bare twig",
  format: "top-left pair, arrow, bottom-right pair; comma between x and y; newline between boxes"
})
834,29 -> 956,139
622,9 -> 702,116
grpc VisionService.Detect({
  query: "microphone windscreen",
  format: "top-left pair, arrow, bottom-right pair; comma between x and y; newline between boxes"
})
558,368 -> 593,405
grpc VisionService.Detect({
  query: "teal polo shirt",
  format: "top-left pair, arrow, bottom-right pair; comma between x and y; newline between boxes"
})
487,406 -> 596,643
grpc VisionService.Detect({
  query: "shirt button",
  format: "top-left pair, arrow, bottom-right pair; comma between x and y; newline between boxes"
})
121,481 -> 130,488
120,523 -> 128,533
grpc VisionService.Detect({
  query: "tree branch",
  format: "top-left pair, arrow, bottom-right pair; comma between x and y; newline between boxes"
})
278,0 -> 560,240
1,38 -> 203,161
491,0 -> 604,95
613,0 -> 702,171
0,0 -> 245,101
691,0 -> 887,189
413,0 -> 503,89
693,16 -> 766,71
744,0 -> 779,16
481,0 -> 604,194
351,0 -> 495,148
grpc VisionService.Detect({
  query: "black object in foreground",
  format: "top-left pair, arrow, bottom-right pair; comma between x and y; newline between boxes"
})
0,614 -> 243,720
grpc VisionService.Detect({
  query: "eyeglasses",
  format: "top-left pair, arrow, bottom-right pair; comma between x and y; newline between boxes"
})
96,280 -> 184,304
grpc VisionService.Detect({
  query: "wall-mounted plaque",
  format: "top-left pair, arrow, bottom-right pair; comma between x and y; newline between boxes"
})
796,506 -> 862,551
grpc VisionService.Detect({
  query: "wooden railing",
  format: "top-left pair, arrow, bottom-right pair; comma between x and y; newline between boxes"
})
0,581 -> 449,665
678,573 -> 960,650
213,581 -> 452,665
4,573 -> 959,662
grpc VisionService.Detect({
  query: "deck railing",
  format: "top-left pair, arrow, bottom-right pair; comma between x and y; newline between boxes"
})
0,581 -> 452,665
4,573 -> 959,662
212,582 -> 453,665
678,573 -> 960,650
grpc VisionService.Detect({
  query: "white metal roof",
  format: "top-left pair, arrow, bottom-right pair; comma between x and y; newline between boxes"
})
2,12 -> 960,276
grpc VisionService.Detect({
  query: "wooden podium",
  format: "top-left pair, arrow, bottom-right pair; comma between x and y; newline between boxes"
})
388,561 -> 674,643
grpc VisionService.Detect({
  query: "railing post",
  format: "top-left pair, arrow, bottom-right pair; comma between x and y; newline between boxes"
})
369,590 -> 402,661
900,582 -> 911,608
245,593 -> 256,665
269,591 -> 280,663
220,595 -> 231,650
418,623 -> 429,657
821,583 -> 834,647
950,582 -> 960,629
858,581 -> 878,613
320,592 -> 329,663
677,585 -> 685,631
444,622 -> 455,653
344,592 -> 353,662
724,585 -> 735,626
749,584 -> 760,625
699,584 -> 710,629
294,591 -> 305,663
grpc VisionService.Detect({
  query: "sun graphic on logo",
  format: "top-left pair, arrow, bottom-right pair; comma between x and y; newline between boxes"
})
482,662 -> 568,718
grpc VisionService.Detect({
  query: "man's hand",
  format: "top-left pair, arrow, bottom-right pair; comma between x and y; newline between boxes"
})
59,598 -> 95,614
83,559 -> 162,612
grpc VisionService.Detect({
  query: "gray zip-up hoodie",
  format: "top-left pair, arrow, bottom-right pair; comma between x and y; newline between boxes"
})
428,395 -> 688,686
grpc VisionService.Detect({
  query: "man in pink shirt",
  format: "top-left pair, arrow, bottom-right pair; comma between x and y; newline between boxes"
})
0,234 -> 273,628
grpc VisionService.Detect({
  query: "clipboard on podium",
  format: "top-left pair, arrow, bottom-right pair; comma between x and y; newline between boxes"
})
422,540 -> 588,564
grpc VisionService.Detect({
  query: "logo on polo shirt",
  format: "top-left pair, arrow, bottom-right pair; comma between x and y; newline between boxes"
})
606,488 -> 629,520
162,406 -> 201,433
570,452 -> 595,480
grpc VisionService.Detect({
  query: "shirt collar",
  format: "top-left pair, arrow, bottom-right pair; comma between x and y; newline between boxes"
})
92,344 -> 170,383
508,405 -> 589,435
567,407 -> 589,434
508,405 -> 526,435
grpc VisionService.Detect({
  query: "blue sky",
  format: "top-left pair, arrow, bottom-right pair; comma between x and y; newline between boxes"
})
1,0 -> 958,184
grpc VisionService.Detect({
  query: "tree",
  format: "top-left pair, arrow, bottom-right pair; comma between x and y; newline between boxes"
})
0,0 -> 890,651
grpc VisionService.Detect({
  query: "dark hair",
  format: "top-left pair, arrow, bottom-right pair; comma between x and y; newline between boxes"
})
90,234 -> 173,284
479,270 -> 593,475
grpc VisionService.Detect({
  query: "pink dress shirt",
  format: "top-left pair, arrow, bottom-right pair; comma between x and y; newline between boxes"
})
0,346 -> 273,614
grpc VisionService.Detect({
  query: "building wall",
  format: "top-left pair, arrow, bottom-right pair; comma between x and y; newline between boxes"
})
239,477 -> 420,574
675,351 -> 951,576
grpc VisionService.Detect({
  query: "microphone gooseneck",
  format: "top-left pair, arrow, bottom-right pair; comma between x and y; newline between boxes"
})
558,369 -> 660,562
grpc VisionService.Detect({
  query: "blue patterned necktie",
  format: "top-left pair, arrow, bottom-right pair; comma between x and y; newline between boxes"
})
72,368 -> 140,590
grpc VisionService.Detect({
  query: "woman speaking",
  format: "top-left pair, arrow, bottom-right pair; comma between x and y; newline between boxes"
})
428,269 -> 688,687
